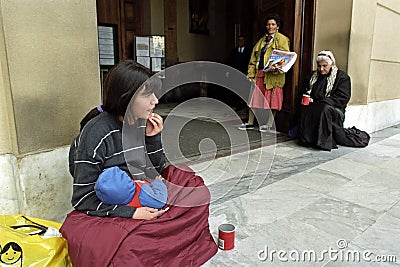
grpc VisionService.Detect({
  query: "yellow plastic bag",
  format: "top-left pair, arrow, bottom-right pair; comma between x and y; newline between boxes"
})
0,214 -> 72,267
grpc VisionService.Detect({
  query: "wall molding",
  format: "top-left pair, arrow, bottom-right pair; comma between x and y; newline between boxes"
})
345,98 -> 400,132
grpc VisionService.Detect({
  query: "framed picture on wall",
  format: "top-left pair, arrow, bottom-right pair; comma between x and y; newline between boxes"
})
189,0 -> 209,35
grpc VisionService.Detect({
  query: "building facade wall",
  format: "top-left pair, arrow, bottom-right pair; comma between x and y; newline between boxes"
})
314,0 -> 353,72
346,0 -> 400,132
0,0 -> 100,222
314,0 -> 400,132
177,0 -> 227,62
1,0 -> 101,155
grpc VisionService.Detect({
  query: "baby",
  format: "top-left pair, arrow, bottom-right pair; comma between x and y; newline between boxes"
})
94,166 -> 168,209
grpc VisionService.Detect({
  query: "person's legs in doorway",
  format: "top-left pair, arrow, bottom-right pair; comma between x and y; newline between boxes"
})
238,109 -> 255,130
259,110 -> 277,133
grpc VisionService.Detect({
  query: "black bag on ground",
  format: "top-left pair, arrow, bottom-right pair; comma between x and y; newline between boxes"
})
343,126 -> 370,147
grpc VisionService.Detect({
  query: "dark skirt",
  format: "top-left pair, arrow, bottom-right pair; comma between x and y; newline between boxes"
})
298,102 -> 346,151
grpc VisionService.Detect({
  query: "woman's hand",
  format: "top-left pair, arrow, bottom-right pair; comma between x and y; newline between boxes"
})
132,207 -> 166,220
154,175 -> 165,182
146,112 -> 163,136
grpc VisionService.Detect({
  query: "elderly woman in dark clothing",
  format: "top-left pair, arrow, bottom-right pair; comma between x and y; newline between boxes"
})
298,50 -> 351,151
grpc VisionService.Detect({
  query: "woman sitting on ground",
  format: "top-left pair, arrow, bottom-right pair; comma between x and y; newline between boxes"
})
61,60 -> 217,266
298,50 -> 351,151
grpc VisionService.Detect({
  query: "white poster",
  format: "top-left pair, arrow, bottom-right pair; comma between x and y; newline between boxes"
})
152,57 -> 162,72
137,57 -> 151,69
150,36 -> 164,57
135,37 -> 150,57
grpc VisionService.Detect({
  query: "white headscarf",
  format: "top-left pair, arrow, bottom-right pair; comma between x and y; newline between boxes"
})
307,50 -> 338,97
316,50 -> 336,66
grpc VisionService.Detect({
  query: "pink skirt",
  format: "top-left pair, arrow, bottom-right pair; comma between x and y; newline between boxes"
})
250,70 -> 283,110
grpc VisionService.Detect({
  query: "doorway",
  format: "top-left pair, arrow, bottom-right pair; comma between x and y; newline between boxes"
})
248,0 -> 315,132
96,0 -> 315,132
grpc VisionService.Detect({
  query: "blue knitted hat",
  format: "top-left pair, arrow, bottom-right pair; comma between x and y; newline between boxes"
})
94,166 -> 135,205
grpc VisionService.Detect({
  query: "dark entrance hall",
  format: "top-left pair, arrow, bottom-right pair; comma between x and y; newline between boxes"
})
96,0 -> 316,132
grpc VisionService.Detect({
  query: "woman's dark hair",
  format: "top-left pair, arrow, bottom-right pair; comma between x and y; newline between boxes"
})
79,61 -> 153,130
265,13 -> 281,27
103,60 -> 152,116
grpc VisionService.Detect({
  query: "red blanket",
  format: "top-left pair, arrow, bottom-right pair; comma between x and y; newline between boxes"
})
60,165 -> 218,266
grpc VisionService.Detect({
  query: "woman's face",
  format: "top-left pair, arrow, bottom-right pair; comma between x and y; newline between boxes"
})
317,60 -> 332,75
132,87 -> 159,120
265,19 -> 279,35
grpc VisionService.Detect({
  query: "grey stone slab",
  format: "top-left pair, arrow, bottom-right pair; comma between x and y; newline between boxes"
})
19,147 -> 73,222
288,197 -> 382,241
235,218 -> 341,267
340,149 -> 393,167
378,137 -> 400,148
370,128 -> 400,142
328,179 -> 400,212
273,141 -> 313,160
390,133 -> 400,140
350,214 -> 400,266
387,200 -> 400,220
357,169 -> 400,191
362,143 -> 400,158
317,158 -> 375,180
261,151 -> 346,184
202,250 -> 258,267
191,148 -> 274,186
287,168 -> 351,194
228,179 -> 325,225
323,243 -> 399,267
209,201 -> 249,241
380,158 -> 400,176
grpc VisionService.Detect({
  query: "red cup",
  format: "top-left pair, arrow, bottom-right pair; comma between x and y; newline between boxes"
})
301,94 -> 311,105
218,223 -> 235,250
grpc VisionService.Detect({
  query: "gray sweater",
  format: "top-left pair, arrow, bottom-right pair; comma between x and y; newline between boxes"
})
69,112 -> 166,218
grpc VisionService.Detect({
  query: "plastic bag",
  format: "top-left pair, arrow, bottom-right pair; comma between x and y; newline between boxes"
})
0,214 -> 72,267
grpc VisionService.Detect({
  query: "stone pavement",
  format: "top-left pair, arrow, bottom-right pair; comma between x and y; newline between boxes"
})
193,125 -> 400,266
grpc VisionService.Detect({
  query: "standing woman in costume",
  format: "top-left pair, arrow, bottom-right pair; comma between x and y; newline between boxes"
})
239,13 -> 290,132
298,50 -> 351,151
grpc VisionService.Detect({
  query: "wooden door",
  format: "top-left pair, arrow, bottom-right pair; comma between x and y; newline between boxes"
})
253,0 -> 315,132
120,0 -> 143,60
164,0 -> 178,66
96,0 -> 143,62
